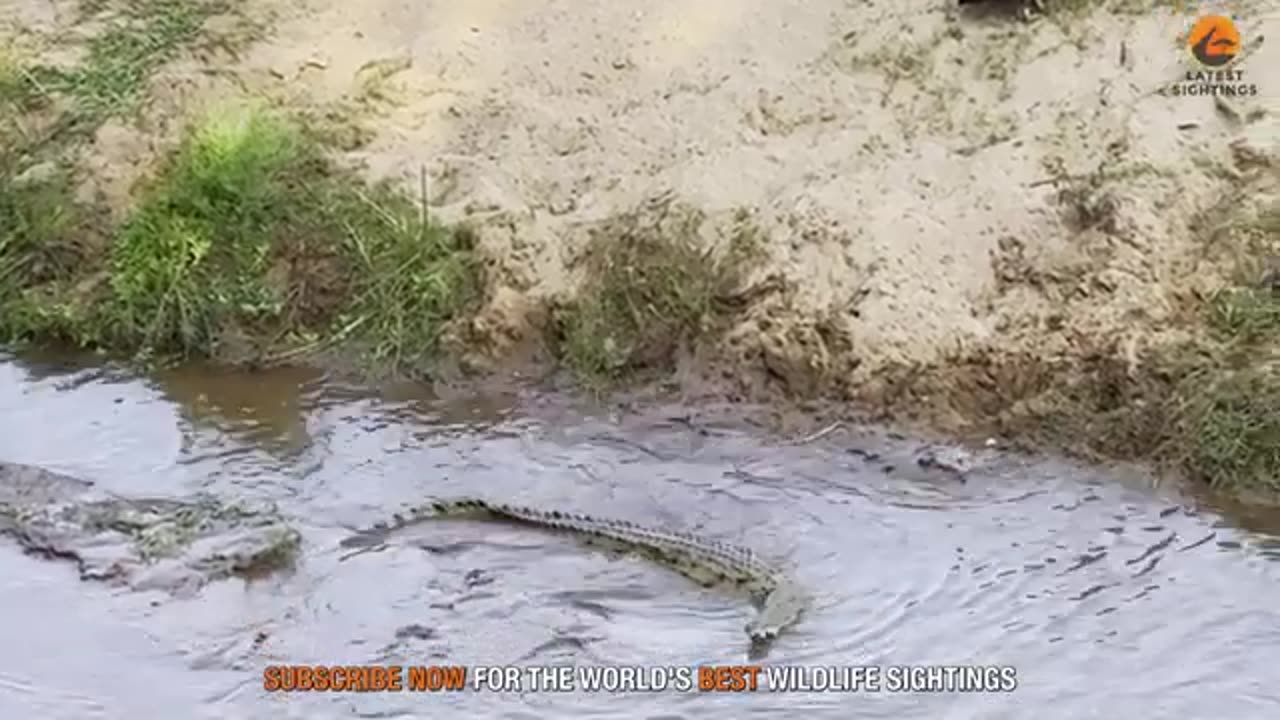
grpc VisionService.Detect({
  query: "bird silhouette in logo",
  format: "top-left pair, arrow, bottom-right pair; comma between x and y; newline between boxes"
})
1189,16 -> 1240,67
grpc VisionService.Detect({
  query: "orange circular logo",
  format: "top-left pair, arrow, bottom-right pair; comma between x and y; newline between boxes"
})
1187,15 -> 1241,67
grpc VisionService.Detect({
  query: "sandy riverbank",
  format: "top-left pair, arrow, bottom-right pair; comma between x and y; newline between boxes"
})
2,0 -> 1277,499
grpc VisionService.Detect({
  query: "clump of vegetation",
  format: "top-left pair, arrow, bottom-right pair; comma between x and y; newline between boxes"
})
1209,286 -> 1280,343
2,40 -> 92,344
556,204 -> 764,389
870,187 -> 1279,502
1175,363 -> 1280,497
107,104 -> 477,368
1,0 -> 481,375
26,0 -> 229,138
2,0 -> 233,345
1003,171 -> 1278,499
102,106 -> 299,353
1207,206 -> 1280,342
1092,203 -> 1278,498
323,172 -> 482,375
0,47 -> 27,110
0,167 -> 91,344
4,101 -> 482,371
1180,205 -> 1280,496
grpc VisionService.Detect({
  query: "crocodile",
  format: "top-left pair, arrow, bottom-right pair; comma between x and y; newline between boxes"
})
341,498 -> 808,656
0,460 -> 301,595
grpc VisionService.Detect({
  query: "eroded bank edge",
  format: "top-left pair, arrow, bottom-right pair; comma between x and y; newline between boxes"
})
1,0 -> 1276,504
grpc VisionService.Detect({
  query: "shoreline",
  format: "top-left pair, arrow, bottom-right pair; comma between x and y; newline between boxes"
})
2,0 -> 1276,504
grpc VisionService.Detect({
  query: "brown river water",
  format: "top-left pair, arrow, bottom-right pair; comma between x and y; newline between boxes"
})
0,352 -> 1276,719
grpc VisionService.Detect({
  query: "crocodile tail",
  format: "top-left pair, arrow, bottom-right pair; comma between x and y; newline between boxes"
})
341,497 -> 571,547
337,498 -> 483,548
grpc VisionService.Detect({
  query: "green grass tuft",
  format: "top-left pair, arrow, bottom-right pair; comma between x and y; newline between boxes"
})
557,205 -> 764,389
1,2 -> 234,350
327,180 -> 482,376
1176,197 -> 1280,498
0,169 -> 80,280
104,106 -> 297,354
0,167 -> 89,343
1178,365 -> 1280,496
3,0 -> 481,371
91,105 -> 482,365
1209,287 -> 1280,344
28,0 -> 223,133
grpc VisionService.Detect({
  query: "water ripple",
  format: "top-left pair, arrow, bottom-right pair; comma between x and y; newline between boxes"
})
0,362 -> 1277,719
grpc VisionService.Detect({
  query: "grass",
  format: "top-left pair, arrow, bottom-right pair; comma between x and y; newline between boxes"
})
144,106 -> 481,370
1202,202 -> 1279,345
0,45 -> 29,108
2,0 -> 232,346
1209,286 -> 1280,343
2,0 -> 1275,512
1,39 -> 92,345
101,105 -> 299,353
324,172 -> 482,375
1072,202 -> 1277,497
25,0 -> 228,138
872,185 -> 1279,502
1098,197 -> 1278,498
0,168 -> 89,350
556,205 -> 765,389
0,167 -> 81,279
4,101 -> 482,371
1177,364 -> 1280,496
1182,200 -> 1280,496
2,1 -> 482,372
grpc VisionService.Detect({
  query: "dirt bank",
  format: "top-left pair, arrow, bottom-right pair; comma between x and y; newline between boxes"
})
1,1 -> 1277,500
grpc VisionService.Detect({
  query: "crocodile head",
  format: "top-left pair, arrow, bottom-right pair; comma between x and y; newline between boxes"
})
746,580 -> 807,647
0,488 -> 300,593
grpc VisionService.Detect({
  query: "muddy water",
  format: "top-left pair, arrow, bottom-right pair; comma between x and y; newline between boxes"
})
0,354 -> 1276,720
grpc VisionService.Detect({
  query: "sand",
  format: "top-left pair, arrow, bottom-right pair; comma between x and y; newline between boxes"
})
3,0 -> 1278,406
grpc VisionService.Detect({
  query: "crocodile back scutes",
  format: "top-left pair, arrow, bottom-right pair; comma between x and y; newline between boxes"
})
372,497 -> 806,647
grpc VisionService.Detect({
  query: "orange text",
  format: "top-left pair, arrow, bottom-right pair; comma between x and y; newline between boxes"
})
698,665 -> 762,692
263,665 -> 468,692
